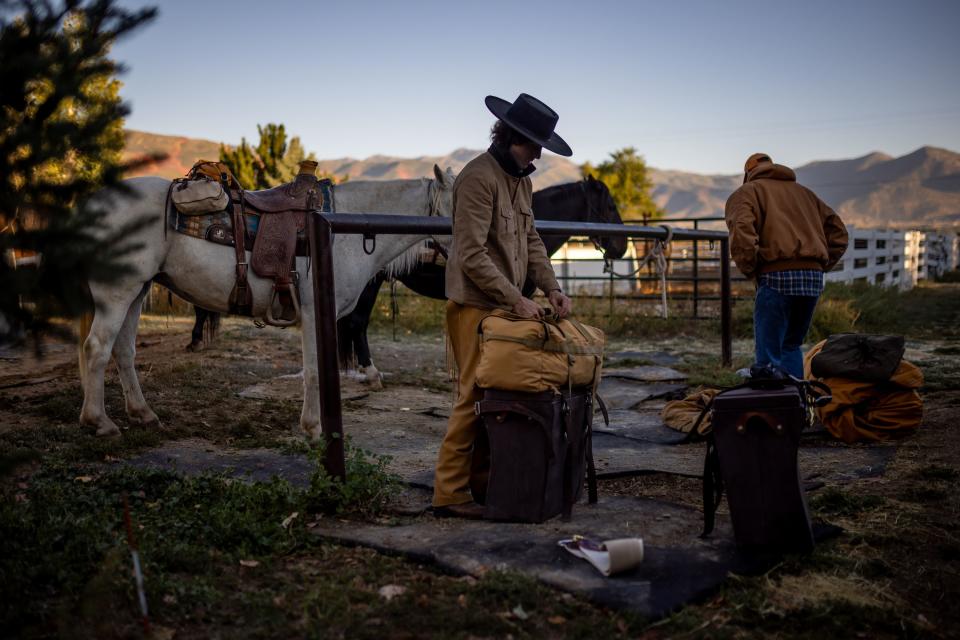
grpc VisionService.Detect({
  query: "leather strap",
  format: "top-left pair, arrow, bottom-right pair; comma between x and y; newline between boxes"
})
700,436 -> 723,538
227,184 -> 253,315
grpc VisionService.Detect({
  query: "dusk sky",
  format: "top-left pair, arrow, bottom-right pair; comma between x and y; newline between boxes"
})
112,0 -> 960,174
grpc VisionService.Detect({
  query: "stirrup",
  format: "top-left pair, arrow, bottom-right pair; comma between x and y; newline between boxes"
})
265,282 -> 301,327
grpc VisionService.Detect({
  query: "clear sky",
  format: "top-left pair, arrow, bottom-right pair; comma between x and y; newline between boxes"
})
111,0 -> 960,174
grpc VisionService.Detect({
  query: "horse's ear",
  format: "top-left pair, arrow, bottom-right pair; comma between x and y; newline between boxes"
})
586,174 -> 596,183
445,166 -> 456,183
433,164 -> 446,186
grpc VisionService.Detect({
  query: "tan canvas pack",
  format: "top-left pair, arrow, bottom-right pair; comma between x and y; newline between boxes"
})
476,309 -> 605,393
170,178 -> 229,215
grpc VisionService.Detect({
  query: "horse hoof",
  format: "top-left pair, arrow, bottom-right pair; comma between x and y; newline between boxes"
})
135,416 -> 162,430
95,424 -> 122,437
185,340 -> 203,352
296,424 -> 322,442
358,366 -> 384,390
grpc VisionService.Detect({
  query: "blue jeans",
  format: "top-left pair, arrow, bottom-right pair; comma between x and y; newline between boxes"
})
754,285 -> 819,379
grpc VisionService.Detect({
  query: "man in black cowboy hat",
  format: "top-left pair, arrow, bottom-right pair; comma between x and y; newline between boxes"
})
433,93 -> 573,518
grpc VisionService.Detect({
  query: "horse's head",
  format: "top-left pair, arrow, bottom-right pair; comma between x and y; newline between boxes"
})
584,175 -> 627,260
430,164 -> 456,218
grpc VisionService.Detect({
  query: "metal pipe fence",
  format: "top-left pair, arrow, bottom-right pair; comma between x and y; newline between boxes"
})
308,212 -> 734,479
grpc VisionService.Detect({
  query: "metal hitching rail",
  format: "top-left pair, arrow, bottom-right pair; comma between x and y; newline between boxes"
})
307,212 -> 732,479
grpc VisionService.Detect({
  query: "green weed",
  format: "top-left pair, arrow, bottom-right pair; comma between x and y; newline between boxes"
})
305,439 -> 401,516
680,354 -> 752,387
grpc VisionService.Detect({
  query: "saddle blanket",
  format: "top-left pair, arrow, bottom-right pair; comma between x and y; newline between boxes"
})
173,180 -> 333,254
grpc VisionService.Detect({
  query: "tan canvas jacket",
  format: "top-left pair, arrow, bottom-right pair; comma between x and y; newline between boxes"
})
445,150 -> 561,309
725,163 -> 848,279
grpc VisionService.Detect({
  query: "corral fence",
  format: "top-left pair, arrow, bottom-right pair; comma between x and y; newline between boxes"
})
550,216 -> 751,319
308,213 -> 732,479
382,216 -> 751,322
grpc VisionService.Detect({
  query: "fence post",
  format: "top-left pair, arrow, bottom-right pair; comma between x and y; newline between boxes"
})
692,220 -> 700,319
307,212 -> 346,481
719,237 -> 732,367
608,269 -> 614,319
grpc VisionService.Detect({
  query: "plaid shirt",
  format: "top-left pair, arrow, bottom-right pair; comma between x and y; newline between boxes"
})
758,270 -> 824,296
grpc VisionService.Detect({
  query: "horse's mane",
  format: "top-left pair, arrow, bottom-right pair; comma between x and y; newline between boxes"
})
533,180 -> 585,206
382,243 -> 425,279
381,177 -> 440,278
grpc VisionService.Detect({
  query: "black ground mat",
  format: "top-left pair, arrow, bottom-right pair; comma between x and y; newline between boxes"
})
310,495 -> 806,619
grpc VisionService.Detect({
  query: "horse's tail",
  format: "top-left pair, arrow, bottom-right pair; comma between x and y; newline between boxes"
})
336,316 -> 357,371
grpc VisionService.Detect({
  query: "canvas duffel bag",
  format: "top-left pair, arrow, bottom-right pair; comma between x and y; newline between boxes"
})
810,333 -> 905,383
169,160 -> 244,215
476,310 -> 604,393
170,178 -> 229,215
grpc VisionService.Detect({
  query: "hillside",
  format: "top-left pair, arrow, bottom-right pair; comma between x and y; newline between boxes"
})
123,130 -> 960,228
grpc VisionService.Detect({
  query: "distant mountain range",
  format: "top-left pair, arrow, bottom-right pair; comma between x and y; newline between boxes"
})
124,130 -> 960,229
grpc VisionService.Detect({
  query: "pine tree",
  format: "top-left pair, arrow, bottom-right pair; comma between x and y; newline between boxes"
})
221,123 -> 345,188
219,139 -> 258,190
0,0 -> 157,346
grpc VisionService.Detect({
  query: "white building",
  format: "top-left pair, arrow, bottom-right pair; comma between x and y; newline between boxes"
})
825,226 -> 908,288
551,240 -> 641,295
827,226 -> 959,289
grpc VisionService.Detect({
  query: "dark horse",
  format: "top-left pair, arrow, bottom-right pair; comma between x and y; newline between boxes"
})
338,176 -> 627,386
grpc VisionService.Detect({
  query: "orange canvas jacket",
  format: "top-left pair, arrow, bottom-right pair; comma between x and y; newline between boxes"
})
445,150 -> 560,309
724,163 -> 848,279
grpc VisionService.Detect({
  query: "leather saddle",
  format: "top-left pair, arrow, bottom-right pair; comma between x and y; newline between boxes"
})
218,161 -> 325,326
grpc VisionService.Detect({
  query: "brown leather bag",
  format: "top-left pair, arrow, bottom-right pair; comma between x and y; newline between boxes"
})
703,383 -> 815,552
479,388 -> 599,523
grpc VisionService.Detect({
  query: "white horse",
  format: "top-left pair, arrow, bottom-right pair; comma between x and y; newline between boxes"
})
79,165 -> 456,440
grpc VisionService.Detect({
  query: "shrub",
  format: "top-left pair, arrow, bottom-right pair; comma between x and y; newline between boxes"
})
808,298 -> 858,343
306,439 -> 401,516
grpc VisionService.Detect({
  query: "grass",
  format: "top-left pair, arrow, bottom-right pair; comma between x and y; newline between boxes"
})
0,438 -> 408,638
371,279 -> 960,348
0,462 -> 647,639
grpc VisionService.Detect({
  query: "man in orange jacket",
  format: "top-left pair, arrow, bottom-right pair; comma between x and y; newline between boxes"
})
725,153 -> 848,378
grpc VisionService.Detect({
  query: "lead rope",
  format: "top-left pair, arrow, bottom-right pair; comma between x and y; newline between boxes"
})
603,225 -> 673,318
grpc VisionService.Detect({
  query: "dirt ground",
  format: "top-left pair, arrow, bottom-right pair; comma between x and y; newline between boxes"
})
1,314 -> 959,638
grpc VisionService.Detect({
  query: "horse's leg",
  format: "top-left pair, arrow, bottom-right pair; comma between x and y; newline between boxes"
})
187,306 -> 206,351
356,275 -> 385,389
79,281 -> 147,436
298,283 -> 322,441
356,321 -> 383,390
113,284 -> 160,428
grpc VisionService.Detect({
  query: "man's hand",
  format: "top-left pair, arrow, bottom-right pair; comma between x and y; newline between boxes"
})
512,297 -> 544,319
548,290 -> 572,319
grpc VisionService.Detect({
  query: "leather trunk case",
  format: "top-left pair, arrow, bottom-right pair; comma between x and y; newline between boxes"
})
478,388 -> 592,523
711,385 -> 814,552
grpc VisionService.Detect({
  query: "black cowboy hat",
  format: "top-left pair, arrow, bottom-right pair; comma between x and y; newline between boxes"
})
485,93 -> 572,157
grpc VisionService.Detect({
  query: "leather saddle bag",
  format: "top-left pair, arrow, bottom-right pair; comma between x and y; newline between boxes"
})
702,380 -> 820,553
478,388 -> 600,523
